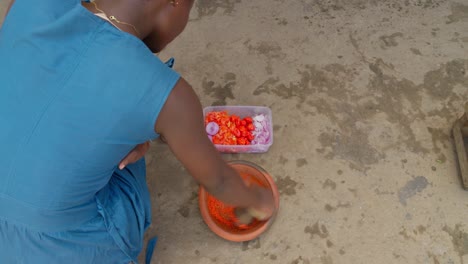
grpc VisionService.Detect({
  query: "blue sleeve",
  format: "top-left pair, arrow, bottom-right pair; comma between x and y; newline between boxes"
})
140,58 -> 180,140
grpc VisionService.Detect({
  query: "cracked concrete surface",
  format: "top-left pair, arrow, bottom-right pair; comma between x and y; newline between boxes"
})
1,0 -> 468,263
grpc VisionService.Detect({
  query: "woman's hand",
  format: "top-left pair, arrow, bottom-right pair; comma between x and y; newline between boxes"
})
234,186 -> 275,225
247,185 -> 276,220
118,141 -> 151,170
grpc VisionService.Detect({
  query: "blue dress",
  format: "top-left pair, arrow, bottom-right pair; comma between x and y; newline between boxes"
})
0,0 -> 180,263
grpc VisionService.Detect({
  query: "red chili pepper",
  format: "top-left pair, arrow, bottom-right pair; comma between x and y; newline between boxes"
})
206,111 -> 258,146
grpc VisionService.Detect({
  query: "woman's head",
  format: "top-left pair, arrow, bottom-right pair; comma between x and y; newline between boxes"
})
143,0 -> 194,53
83,0 -> 194,53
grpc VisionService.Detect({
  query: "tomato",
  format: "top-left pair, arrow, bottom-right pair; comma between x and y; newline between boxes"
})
213,137 -> 222,144
244,117 -> 253,124
241,120 -> 247,126
247,124 -> 255,131
218,126 -> 228,135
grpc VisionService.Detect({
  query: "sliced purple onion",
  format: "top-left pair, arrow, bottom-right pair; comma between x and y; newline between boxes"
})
254,115 -> 265,122
208,135 -> 213,142
205,122 -> 219,136
251,114 -> 271,145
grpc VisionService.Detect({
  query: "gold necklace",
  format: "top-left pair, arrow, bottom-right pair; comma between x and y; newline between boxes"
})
91,1 -> 141,37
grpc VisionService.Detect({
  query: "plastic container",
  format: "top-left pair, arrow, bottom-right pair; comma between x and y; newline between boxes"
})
198,160 -> 280,242
203,106 -> 273,153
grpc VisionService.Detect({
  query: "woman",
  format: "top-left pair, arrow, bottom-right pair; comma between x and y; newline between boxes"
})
0,0 -> 275,263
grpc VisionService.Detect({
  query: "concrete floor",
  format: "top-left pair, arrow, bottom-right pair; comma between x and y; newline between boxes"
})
2,1 -> 468,264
